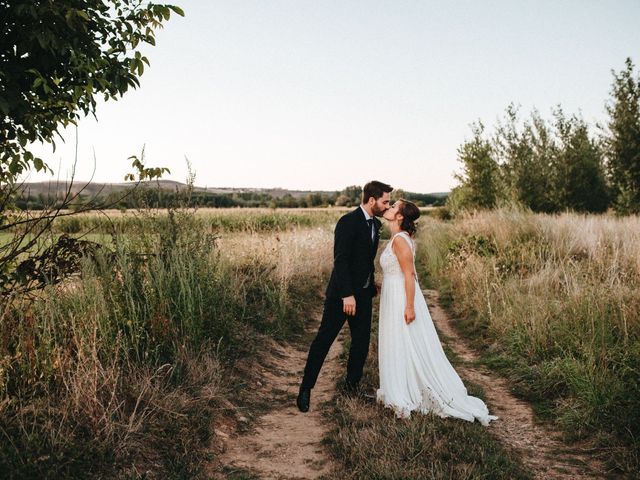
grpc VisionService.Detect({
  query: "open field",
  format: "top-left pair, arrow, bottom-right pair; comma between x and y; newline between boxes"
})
1,206 -> 439,251
2,206 -> 636,478
50,207 -> 348,235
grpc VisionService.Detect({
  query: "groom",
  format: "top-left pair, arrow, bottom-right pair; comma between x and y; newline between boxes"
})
297,180 -> 392,412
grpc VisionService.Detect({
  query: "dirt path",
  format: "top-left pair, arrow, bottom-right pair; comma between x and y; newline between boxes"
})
209,290 -> 606,479
213,318 -> 341,479
424,289 -> 606,480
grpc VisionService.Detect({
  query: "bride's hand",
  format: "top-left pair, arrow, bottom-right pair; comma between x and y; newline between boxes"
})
404,306 -> 416,324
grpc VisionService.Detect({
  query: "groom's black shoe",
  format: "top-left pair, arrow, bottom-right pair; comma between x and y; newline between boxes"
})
297,386 -> 310,412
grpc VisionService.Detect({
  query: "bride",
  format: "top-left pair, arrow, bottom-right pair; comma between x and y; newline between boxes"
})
376,199 -> 497,425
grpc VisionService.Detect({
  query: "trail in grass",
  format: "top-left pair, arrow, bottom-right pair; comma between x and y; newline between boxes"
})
211,315 -> 341,479
425,289 -> 606,480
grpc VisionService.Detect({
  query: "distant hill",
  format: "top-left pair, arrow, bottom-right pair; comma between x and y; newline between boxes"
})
427,192 -> 449,198
17,180 -> 447,201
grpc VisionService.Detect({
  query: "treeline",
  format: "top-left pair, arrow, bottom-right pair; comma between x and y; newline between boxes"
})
16,185 -> 447,210
451,58 -> 640,215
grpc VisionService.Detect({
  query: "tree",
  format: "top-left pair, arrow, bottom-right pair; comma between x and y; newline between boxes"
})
391,188 -> 406,201
337,185 -> 362,206
554,111 -> 609,213
494,106 -> 557,212
604,57 -> 640,214
0,1 -> 181,294
0,0 -> 184,185
306,192 -> 324,207
454,121 -> 502,209
524,110 -> 560,212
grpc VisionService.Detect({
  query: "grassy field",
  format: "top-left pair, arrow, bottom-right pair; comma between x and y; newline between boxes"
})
415,208 -> 640,475
49,207 -> 348,235
0,209 -> 333,478
4,206 -> 636,477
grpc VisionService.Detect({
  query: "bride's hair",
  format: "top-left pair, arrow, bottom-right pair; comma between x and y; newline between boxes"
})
398,199 -> 421,236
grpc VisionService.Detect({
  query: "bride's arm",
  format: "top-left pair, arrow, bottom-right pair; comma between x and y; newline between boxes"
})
392,237 -> 416,324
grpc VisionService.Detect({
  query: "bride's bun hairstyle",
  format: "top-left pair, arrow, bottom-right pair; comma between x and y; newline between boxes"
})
398,199 -> 421,236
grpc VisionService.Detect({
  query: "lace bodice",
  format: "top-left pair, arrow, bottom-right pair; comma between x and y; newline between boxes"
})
380,232 -> 415,278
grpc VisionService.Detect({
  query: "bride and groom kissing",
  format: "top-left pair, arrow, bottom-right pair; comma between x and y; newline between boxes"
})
297,181 -> 497,425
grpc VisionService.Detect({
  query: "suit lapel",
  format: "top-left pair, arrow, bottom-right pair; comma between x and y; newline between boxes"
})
356,206 -> 372,243
356,207 -> 380,254
372,219 -> 381,253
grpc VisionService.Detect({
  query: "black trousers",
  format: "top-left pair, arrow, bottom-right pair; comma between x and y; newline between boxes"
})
301,289 -> 373,389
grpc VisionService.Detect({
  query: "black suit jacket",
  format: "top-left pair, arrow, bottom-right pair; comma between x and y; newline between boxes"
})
325,207 -> 382,300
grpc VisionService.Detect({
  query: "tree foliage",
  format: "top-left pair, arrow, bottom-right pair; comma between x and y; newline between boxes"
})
554,110 -> 609,213
451,105 -> 609,214
452,58 -> 640,215
335,185 -> 362,206
494,107 -> 558,212
454,122 -> 502,209
605,58 -> 640,214
0,0 -> 184,185
0,1 -> 182,294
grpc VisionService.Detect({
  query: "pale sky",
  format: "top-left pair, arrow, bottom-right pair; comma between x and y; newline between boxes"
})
26,0 -> 640,193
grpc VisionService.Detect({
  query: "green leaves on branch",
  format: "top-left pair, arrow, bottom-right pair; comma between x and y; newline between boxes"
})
0,1 -> 184,186
605,58 -> 640,214
125,155 -> 171,182
129,51 -> 150,76
154,4 -> 185,20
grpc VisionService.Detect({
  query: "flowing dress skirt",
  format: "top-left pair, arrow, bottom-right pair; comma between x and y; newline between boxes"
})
376,235 -> 497,425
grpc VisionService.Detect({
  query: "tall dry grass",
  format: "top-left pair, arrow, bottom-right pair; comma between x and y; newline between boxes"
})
0,210 -> 332,478
416,208 -> 640,474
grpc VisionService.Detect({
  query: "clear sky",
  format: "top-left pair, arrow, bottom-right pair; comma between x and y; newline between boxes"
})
26,0 -> 640,193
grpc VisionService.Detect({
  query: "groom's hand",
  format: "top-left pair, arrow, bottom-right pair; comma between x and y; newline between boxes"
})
342,296 -> 356,316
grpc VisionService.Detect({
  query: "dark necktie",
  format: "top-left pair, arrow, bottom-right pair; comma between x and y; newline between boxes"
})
367,219 -> 374,243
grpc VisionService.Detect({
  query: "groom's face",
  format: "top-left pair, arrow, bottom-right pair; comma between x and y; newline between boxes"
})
371,192 -> 391,217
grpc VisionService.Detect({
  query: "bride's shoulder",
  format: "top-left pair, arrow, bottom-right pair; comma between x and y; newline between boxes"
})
393,231 -> 413,241
391,231 -> 414,247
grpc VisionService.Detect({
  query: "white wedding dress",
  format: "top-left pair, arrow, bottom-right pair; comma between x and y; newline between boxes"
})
376,231 -> 498,425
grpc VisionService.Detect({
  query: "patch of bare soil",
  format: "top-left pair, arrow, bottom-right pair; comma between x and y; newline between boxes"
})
424,289 -> 607,480
209,318 -> 342,479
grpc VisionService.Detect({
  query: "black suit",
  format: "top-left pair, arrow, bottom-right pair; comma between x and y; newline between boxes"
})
301,206 -> 381,389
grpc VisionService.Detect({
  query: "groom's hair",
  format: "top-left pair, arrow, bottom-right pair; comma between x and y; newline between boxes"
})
362,181 -> 393,203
